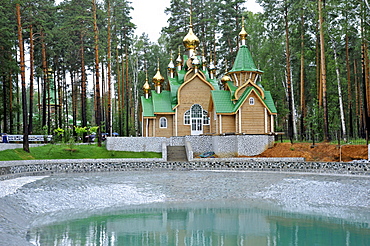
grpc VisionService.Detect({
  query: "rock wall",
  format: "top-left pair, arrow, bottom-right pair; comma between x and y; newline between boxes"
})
106,137 -> 168,152
0,159 -> 368,181
106,135 -> 274,156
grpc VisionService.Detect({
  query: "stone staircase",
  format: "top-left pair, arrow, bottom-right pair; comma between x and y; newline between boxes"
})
167,146 -> 188,161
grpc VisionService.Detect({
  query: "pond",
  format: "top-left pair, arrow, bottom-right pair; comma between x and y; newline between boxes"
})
1,171 -> 369,245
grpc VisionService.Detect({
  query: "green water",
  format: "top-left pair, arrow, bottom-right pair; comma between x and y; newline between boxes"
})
29,205 -> 369,246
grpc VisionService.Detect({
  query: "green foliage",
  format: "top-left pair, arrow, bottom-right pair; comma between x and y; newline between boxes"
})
89,126 -> 99,134
1,0 -> 369,143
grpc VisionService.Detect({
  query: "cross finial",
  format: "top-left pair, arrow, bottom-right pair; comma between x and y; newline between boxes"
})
189,0 -> 193,27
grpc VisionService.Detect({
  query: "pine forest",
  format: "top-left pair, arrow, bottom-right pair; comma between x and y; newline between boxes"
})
0,0 -> 370,152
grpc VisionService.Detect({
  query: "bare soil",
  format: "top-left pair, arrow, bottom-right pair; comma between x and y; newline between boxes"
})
252,142 -> 368,162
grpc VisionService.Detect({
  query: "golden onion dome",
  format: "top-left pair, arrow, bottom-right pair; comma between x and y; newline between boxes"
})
152,68 -> 164,85
221,74 -> 232,83
239,17 -> 248,42
183,26 -> 200,50
143,79 -> 150,92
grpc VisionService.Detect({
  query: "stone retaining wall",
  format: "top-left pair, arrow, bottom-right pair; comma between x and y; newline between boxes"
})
0,159 -> 368,180
106,137 -> 168,152
106,135 -> 275,156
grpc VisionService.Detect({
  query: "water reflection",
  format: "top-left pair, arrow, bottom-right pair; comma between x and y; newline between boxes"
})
29,205 -> 369,246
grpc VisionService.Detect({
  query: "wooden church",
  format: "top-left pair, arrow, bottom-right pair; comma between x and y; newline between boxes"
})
140,19 -> 277,138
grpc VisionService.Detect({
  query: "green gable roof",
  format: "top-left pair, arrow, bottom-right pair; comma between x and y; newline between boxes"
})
211,86 -> 277,114
229,45 -> 263,73
211,90 -> 235,113
141,90 -> 175,118
141,96 -> 155,117
152,90 -> 175,113
263,91 -> 277,113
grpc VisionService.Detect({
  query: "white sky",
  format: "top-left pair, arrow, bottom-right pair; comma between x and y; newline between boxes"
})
131,0 -> 263,42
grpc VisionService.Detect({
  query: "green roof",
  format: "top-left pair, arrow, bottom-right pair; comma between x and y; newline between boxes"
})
263,91 -> 277,113
211,86 -> 277,114
211,90 -> 235,113
152,90 -> 175,113
141,96 -> 155,117
226,81 -> 238,100
229,45 -> 263,73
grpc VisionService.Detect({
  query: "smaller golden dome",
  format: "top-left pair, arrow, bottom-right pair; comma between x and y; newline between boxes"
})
221,74 -> 232,83
239,16 -> 248,41
183,26 -> 200,50
143,77 -> 150,93
153,68 -> 164,85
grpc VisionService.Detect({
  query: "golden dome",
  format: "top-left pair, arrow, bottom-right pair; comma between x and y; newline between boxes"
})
152,68 -> 164,85
239,16 -> 248,41
143,78 -> 150,93
221,74 -> 232,83
183,26 -> 200,50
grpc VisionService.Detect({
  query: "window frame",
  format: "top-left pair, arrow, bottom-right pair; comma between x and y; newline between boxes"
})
159,117 -> 168,128
184,110 -> 190,125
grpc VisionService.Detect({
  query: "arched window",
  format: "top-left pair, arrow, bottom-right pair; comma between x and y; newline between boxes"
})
249,97 -> 255,105
184,110 -> 190,125
160,117 -> 167,128
191,104 -> 202,118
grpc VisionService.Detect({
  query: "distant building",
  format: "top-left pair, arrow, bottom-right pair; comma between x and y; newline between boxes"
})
141,18 -> 277,137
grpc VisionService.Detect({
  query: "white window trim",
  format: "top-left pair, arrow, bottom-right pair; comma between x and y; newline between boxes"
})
184,110 -> 190,125
249,97 -> 255,105
159,117 -> 167,128
203,109 -> 210,125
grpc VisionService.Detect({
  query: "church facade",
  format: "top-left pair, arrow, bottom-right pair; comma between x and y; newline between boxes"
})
141,20 -> 277,138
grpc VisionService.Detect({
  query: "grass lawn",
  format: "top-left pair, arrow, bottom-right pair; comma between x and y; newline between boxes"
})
0,144 -> 162,161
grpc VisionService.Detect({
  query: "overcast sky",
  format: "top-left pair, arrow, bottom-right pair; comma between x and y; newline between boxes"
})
131,0 -> 263,42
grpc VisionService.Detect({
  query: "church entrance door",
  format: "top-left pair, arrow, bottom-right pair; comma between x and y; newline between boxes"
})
190,104 -> 203,135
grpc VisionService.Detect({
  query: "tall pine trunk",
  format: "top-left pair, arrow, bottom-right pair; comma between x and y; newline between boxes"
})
92,0 -> 102,147
125,46 -> 129,136
284,4 -> 294,143
2,74 -> 7,133
107,0 -> 112,136
300,12 -> 306,140
81,34 -> 87,129
16,3 -> 29,152
41,31 -> 48,130
29,25 -> 34,134
318,0 -> 330,141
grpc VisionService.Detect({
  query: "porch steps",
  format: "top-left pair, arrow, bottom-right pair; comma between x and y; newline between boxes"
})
167,146 -> 188,162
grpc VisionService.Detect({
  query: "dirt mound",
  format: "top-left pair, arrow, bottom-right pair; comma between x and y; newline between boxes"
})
253,142 -> 368,162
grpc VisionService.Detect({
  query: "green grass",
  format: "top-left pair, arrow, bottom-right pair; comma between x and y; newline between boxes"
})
0,144 -> 162,161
